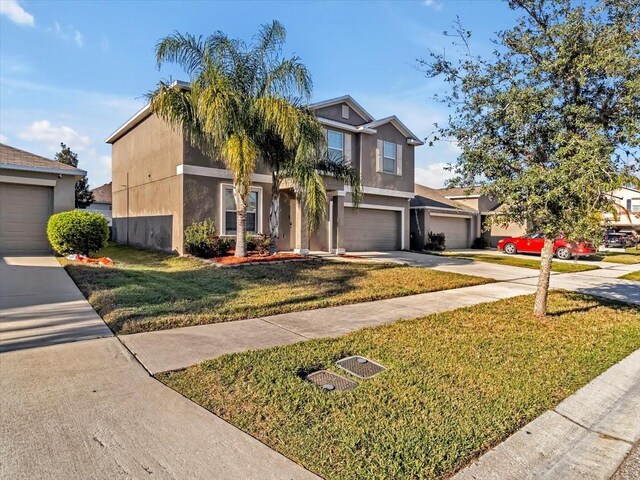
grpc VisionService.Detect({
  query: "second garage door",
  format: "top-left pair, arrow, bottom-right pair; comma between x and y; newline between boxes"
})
428,215 -> 470,249
343,207 -> 401,251
0,183 -> 53,254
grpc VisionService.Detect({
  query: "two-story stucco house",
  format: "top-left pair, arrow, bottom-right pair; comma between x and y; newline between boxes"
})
603,186 -> 640,234
106,94 -> 423,254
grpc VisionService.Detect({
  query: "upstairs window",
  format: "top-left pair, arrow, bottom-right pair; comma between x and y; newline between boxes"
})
327,130 -> 344,162
224,187 -> 258,235
630,198 -> 640,212
383,141 -> 397,174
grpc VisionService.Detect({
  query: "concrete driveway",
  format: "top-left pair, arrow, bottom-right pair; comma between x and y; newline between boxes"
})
0,256 -> 319,480
348,250 -> 541,281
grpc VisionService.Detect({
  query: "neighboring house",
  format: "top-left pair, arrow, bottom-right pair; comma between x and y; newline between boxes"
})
106,94 -> 423,254
438,186 -> 528,247
410,184 -> 479,249
0,143 -> 85,254
86,182 -> 113,226
603,186 -> 640,233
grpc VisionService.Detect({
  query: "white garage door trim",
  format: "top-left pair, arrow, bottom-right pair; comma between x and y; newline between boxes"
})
0,175 -> 57,187
343,202 -> 405,250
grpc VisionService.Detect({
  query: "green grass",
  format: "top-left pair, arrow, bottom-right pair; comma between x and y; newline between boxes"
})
61,244 -> 491,335
435,252 -> 600,273
621,271 -> 640,281
159,292 -> 640,480
601,253 -> 640,264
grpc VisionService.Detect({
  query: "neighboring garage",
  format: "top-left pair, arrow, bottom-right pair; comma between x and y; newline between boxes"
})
410,185 -> 479,250
343,207 -> 401,251
0,143 -> 85,255
428,214 -> 471,249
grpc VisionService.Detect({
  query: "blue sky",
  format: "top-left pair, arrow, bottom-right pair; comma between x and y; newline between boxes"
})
0,0 -> 518,188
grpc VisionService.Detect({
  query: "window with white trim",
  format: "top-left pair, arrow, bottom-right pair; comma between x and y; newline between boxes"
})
383,141 -> 397,174
327,130 -> 344,162
631,198 -> 640,212
224,187 -> 259,235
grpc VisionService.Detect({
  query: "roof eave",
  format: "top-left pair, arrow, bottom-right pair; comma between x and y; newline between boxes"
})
0,163 -> 86,177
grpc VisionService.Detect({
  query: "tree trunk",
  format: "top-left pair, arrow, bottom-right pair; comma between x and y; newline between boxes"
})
534,237 -> 555,317
268,174 -> 280,255
234,190 -> 248,258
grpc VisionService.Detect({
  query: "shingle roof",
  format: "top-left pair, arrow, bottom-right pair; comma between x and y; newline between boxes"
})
91,182 -> 112,203
0,143 -> 85,175
412,184 -> 477,212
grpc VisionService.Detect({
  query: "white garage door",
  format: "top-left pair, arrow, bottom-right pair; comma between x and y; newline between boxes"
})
343,207 -> 401,251
429,215 -> 470,249
0,183 -> 53,254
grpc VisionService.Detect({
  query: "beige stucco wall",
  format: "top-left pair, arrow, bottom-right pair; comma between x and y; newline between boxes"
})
360,123 -> 415,192
111,114 -> 185,253
315,102 -> 367,126
182,175 -> 272,239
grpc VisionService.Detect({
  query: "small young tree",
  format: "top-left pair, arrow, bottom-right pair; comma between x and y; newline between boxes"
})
420,0 -> 639,316
55,142 -> 95,208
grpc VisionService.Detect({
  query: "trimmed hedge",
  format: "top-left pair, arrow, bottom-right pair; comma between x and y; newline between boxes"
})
47,210 -> 109,255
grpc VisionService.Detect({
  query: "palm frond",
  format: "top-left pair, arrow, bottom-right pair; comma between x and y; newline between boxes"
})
155,32 -> 206,77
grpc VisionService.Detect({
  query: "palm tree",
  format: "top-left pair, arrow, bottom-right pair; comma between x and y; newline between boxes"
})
149,21 -> 313,257
258,107 -> 362,254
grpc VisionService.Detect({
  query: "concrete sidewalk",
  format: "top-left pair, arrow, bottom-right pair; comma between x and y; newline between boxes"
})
121,256 -> 639,375
121,281 -> 538,374
453,349 -> 640,480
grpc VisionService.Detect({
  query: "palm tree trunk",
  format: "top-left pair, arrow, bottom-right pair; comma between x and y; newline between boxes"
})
234,190 -> 248,258
269,173 -> 280,255
534,237 -> 554,316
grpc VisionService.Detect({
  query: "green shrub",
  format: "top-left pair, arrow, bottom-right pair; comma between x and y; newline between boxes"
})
47,210 -> 109,256
184,220 -> 231,258
471,236 -> 489,249
425,231 -> 446,251
246,233 -> 271,254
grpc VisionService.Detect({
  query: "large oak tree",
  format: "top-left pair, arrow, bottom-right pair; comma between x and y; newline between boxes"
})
420,0 -> 639,315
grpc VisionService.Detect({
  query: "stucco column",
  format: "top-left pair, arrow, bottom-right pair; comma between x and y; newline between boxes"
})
332,194 -> 345,254
293,198 -> 309,255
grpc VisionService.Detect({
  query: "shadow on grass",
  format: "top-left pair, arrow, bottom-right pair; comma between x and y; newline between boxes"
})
64,250 -> 385,334
548,291 -> 640,317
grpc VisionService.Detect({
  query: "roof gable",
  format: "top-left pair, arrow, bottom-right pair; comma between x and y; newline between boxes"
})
364,116 -> 423,145
309,95 -> 375,123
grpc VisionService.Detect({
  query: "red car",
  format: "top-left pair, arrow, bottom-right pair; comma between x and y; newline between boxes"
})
497,233 -> 596,259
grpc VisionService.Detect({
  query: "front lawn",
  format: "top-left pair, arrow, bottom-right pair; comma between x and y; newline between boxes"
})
621,271 -> 640,281
160,292 -> 640,480
435,252 -> 599,273
601,253 -> 640,264
62,244 -> 491,334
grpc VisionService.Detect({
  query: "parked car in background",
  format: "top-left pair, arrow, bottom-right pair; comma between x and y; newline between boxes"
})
497,233 -> 597,259
602,232 -> 634,248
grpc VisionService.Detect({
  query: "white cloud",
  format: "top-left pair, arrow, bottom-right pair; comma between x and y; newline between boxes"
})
0,0 -> 34,27
423,0 -> 443,11
19,120 -> 91,151
47,22 -> 84,48
74,30 -> 84,48
415,162 -> 455,188
0,133 -> 8,143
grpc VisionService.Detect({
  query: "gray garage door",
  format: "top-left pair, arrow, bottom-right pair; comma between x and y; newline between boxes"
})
428,215 -> 470,249
0,183 -> 53,254
343,207 -> 401,251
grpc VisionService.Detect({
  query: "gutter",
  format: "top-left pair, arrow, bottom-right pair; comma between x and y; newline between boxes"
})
0,163 -> 86,177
